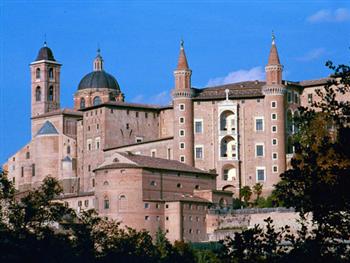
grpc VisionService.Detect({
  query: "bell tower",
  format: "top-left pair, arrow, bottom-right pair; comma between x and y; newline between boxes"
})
30,42 -> 61,118
172,40 -> 194,166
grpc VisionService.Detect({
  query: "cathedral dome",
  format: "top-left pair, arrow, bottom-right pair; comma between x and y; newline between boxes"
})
77,49 -> 120,91
35,42 -> 55,61
77,70 -> 120,91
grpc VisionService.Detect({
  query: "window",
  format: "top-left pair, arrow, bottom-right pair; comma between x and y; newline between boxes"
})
93,96 -> 101,106
88,165 -> 91,172
166,216 -> 169,220
67,145 -> 71,154
180,155 -> 185,163
179,104 -> 185,111
294,93 -> 299,104
144,203 -> 149,209
156,203 -> 160,209
287,91 -> 292,103
165,204 -> 169,209
48,86 -> 54,101
255,118 -> 264,131
145,216 -> 149,221
95,137 -> 100,150
35,86 -> 41,101
26,152 -> 30,159
104,198 -> 110,209
21,167 -> 24,177
150,180 -> 157,186
87,139 -> 92,151
96,124 -> 99,130
180,142 -> 185,149
271,101 -> 277,108
179,129 -> 185,137
256,144 -> 264,157
136,137 -> 143,143
272,138 -> 278,145
194,120 -> 203,133
195,146 -> 203,159
80,98 -> 85,109
92,178 -> 95,187
36,68 -> 41,79
126,123 -> 129,129
78,201 -> 82,207
272,152 -> 278,160
84,200 -> 89,207
272,165 -> 278,173
167,148 -> 171,160
308,94 -> 313,104
145,112 -> 148,118
32,164 -> 35,177
195,185 -> 200,190
151,150 -> 156,157
49,68 -> 54,79
179,117 -> 185,124
119,195 -> 127,210
272,125 -> 277,133
256,167 -> 266,181
136,112 -> 139,118
271,113 -> 277,120
177,183 -> 182,188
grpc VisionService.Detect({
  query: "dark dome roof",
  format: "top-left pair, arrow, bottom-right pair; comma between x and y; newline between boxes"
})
36,44 -> 56,61
78,70 -> 120,91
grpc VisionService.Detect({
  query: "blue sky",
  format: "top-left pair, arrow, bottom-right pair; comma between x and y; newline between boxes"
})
0,1 -> 349,164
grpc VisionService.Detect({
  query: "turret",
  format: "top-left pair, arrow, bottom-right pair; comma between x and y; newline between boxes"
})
172,41 -> 194,166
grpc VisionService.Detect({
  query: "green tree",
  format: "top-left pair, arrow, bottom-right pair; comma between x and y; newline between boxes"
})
253,183 -> 263,204
240,186 -> 252,207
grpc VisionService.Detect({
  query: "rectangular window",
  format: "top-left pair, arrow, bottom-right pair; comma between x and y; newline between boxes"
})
180,142 -> 185,149
179,104 -> 185,111
272,125 -> 277,133
145,216 -> 149,221
287,91 -> 292,103
136,112 -> 139,118
144,203 -> 149,209
308,94 -> 313,104
195,146 -> 203,159
151,150 -> 156,157
271,113 -> 277,120
87,139 -> 92,151
84,200 -> 89,207
145,112 -> 148,118
255,118 -> 264,131
136,137 -> 143,143
95,137 -> 101,150
21,167 -> 24,177
272,165 -> 278,173
272,152 -> 278,160
256,167 -> 266,181
272,138 -> 278,145
104,199 -> 110,209
194,120 -> 203,133
271,101 -> 277,108
32,164 -> 35,177
179,117 -> 185,124
180,155 -> 185,163
256,144 -> 264,157
179,129 -> 185,137
167,148 -> 171,159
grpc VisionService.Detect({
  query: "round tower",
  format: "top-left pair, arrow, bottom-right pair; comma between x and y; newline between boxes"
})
172,41 -> 194,166
262,33 -> 286,189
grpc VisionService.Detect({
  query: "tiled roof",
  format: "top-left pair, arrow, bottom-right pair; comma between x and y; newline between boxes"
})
80,101 -> 172,111
104,136 -> 174,151
95,152 -> 215,175
193,81 -> 265,100
31,108 -> 83,119
298,77 -> 331,87
36,121 -> 59,136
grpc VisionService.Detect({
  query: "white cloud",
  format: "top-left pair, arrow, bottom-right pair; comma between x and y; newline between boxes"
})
131,90 -> 171,105
295,48 -> 326,62
307,8 -> 350,23
206,66 -> 265,87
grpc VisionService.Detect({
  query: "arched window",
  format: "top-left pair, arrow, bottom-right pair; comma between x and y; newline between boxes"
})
104,196 -> 110,209
36,68 -> 41,79
220,110 -> 235,132
35,86 -> 41,101
287,136 -> 294,154
80,98 -> 85,109
93,96 -> 101,106
119,195 -> 127,210
220,136 -> 236,158
293,111 -> 300,133
48,86 -> 54,101
222,164 -> 236,181
49,68 -> 54,79
67,145 -> 71,154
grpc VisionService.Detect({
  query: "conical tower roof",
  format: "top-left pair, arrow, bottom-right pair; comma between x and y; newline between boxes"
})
177,40 -> 189,70
267,32 -> 280,65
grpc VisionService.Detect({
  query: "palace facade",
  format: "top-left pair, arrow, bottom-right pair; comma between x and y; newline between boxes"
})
3,37 -> 338,242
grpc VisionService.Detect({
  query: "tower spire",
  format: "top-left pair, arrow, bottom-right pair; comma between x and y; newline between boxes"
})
267,31 -> 280,65
177,39 -> 189,70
